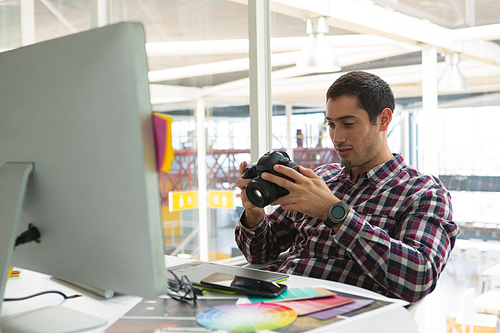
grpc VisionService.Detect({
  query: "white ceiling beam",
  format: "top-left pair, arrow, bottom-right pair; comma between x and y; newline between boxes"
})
146,39 -> 250,56
266,0 -> 500,66
148,45 -> 417,104
149,84 -> 201,105
451,23 -> 500,42
148,51 -> 299,82
201,61 -> 500,98
145,34 -> 413,57
148,44 -> 415,82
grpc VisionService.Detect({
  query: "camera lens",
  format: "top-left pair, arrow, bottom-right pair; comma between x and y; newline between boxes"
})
242,151 -> 297,208
245,178 -> 280,208
253,189 -> 263,198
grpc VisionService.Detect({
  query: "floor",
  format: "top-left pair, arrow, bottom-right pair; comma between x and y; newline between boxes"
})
213,226 -> 500,332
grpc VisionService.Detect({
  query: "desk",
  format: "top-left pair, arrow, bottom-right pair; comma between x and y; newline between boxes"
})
477,263 -> 500,315
481,263 -> 500,281
480,263 -> 500,292
475,289 -> 500,315
1,256 -> 418,333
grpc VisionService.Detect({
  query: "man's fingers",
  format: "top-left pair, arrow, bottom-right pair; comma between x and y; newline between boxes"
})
264,164 -> 318,187
236,178 -> 251,190
261,171 -> 290,188
239,161 -> 248,175
298,165 -> 319,178
270,164 -> 303,181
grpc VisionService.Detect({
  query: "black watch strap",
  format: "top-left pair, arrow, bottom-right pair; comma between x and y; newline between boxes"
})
324,201 -> 349,228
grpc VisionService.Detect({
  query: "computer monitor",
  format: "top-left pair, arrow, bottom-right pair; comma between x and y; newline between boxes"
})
0,21 -> 167,309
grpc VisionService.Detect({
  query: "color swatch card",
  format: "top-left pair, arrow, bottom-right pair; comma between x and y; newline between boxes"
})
274,294 -> 355,315
308,298 -> 375,320
196,303 -> 297,332
247,287 -> 335,303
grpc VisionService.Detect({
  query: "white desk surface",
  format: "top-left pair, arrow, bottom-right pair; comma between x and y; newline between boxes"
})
1,256 -> 418,333
475,289 -> 500,312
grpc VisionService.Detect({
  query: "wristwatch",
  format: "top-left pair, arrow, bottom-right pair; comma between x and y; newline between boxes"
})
324,201 -> 349,228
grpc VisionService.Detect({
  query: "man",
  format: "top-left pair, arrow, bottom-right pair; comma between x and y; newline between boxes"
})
235,70 -> 459,303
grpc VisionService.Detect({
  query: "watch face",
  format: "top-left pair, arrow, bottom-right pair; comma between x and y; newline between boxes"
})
331,206 -> 345,219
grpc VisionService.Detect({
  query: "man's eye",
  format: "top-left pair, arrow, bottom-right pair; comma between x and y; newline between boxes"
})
344,123 -> 354,127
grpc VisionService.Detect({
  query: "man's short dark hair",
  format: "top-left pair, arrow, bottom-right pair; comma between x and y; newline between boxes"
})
326,71 -> 395,124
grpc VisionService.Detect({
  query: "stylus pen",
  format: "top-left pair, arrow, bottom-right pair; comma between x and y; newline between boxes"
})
192,287 -> 207,296
163,328 -> 213,332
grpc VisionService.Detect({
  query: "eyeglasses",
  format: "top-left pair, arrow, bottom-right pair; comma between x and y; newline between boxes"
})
166,270 -> 197,304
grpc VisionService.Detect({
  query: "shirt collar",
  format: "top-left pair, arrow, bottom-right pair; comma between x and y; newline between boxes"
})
335,154 -> 406,186
366,154 -> 406,186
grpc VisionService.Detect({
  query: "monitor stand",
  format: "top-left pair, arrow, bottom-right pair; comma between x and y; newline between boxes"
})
0,163 -> 107,333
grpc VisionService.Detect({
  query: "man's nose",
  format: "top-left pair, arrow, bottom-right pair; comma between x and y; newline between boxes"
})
332,129 -> 346,145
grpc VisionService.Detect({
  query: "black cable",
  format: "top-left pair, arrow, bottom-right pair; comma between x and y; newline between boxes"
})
4,290 -> 81,302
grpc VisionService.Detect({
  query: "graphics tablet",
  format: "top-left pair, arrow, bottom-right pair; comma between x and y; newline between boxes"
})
167,261 -> 289,288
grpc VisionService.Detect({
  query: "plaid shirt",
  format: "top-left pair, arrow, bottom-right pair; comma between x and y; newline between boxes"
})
235,154 -> 460,303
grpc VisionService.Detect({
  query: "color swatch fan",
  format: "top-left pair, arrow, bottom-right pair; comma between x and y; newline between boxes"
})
152,112 -> 174,173
196,303 -> 297,332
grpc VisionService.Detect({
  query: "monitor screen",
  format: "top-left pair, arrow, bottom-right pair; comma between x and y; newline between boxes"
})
0,22 -> 167,298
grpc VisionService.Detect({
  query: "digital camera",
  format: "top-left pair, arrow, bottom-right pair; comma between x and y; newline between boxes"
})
242,150 -> 299,208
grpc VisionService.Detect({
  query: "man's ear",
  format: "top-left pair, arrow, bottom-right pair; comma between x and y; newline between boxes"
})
379,108 -> 393,131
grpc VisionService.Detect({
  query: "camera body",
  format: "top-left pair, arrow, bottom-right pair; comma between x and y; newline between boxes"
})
242,150 -> 299,208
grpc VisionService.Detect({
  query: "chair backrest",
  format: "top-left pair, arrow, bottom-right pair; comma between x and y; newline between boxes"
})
485,248 -> 500,267
465,247 -> 482,262
457,287 -> 476,324
490,274 -> 500,290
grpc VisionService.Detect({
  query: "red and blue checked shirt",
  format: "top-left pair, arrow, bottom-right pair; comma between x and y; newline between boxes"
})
235,154 -> 460,303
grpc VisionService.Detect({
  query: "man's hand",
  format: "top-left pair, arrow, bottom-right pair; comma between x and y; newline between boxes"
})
236,161 -> 265,228
261,164 -> 339,220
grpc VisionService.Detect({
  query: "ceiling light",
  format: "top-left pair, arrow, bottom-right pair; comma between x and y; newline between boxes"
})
438,53 -> 468,92
296,17 -> 341,73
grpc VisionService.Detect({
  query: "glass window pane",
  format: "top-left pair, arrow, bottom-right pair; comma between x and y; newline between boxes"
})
112,0 -> 249,261
35,1 -> 89,42
0,2 -> 20,49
